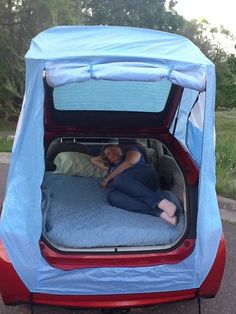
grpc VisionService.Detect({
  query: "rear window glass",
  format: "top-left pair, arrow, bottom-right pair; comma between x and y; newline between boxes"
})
53,80 -> 171,113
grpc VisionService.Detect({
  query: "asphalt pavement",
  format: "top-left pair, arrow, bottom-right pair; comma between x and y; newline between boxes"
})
0,159 -> 236,314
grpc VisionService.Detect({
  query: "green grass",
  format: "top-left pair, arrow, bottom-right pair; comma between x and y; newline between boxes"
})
0,138 -> 13,152
216,109 -> 236,199
0,120 -> 16,152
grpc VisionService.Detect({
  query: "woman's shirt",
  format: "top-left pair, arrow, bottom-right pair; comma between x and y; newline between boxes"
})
109,146 -> 145,173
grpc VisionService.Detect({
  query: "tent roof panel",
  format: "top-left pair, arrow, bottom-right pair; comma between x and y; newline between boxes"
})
26,26 -> 213,67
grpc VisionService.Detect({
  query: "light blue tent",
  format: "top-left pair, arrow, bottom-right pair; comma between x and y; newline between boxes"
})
0,26 -> 222,295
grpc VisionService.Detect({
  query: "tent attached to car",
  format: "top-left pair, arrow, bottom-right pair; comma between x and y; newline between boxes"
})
0,26 -> 225,309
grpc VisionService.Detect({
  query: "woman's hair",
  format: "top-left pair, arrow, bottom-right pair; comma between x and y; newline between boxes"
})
100,144 -> 121,164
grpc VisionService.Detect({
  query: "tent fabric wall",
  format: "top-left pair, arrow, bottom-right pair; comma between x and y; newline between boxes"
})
0,26 -> 222,294
186,92 -> 205,166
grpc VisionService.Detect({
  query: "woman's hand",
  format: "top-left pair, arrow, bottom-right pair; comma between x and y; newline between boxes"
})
100,178 -> 109,188
91,156 -> 108,171
105,150 -> 141,182
99,149 -> 141,188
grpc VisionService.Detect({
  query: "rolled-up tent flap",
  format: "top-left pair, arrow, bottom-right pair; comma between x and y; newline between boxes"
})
45,61 -> 206,91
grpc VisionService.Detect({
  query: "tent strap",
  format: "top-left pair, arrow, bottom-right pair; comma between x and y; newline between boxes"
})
197,289 -> 202,314
29,292 -> 34,314
187,92 -> 201,120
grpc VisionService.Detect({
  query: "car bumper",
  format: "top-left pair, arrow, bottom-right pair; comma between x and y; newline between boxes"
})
0,236 -> 226,308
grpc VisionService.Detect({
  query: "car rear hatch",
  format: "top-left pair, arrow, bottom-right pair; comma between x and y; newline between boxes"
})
41,72 -> 199,269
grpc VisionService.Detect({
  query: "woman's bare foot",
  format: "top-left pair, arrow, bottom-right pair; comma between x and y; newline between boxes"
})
158,199 -> 176,217
160,212 -> 177,225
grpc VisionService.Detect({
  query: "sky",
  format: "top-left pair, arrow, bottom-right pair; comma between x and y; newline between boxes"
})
175,0 -> 236,36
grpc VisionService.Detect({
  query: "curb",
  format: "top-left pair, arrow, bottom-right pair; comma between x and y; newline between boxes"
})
0,134 -> 14,140
220,209 -> 236,224
218,195 -> 236,223
0,153 -> 11,164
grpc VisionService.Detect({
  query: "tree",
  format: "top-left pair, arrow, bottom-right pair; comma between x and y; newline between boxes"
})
216,55 -> 236,108
176,17 -> 236,108
0,0 -> 82,120
0,0 -> 235,122
0,0 -> 26,120
78,0 -> 184,32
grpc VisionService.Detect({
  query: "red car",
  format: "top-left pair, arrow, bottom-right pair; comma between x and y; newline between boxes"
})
0,26 -> 225,312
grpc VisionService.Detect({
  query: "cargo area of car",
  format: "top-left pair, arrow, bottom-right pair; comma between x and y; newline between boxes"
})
41,136 -> 189,253
40,75 -> 199,258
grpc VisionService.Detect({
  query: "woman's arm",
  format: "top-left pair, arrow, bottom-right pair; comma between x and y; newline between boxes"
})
101,150 -> 141,187
91,156 -> 109,171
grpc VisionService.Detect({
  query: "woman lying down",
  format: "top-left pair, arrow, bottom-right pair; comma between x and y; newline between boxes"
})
91,144 -> 181,225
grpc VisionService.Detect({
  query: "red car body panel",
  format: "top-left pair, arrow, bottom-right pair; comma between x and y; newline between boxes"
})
199,234 -> 226,297
39,239 -> 195,270
0,236 -> 226,307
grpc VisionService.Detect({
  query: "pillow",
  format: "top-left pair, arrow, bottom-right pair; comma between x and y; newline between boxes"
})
54,152 -> 107,178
